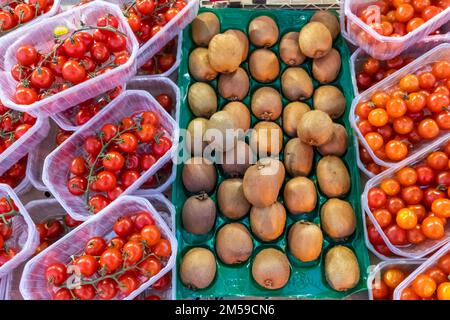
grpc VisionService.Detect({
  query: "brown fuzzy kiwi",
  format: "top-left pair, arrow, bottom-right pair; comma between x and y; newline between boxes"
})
288,221 -> 323,262
252,248 -> 290,290
182,157 -> 217,193
182,193 -> 216,235
282,102 -> 311,137
205,110 -> 238,152
249,121 -> 283,157
186,117 -> 208,156
297,110 -> 334,146
317,123 -> 348,156
188,47 -> 218,82
281,67 -> 314,101
208,33 -> 243,73
243,158 -> 285,208
188,82 -> 217,118
313,85 -> 346,119
218,67 -> 249,101
325,246 -> 360,292
320,199 -> 356,240
222,102 -> 251,132
250,202 -> 286,242
316,156 -> 351,198
283,177 -> 317,214
283,138 -> 314,177
310,11 -> 340,40
251,87 -> 282,121
248,16 -> 279,48
312,48 -> 341,84
219,140 -> 255,177
217,178 -> 251,219
298,22 -> 332,58
249,49 -> 280,83
180,247 -> 217,290
215,223 -> 253,264
191,12 -> 220,47
225,29 -> 249,62
279,32 -> 305,66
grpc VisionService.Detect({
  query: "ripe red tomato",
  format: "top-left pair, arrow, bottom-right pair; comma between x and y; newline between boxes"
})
118,133 -> 138,153
152,272 -> 171,290
85,237 -> 107,256
90,42 -> 110,63
70,157 -> 86,176
88,194 -> 110,214
134,211 -> 155,231
140,224 -> 161,246
16,45 -> 37,66
135,124 -> 155,143
118,272 -> 140,296
67,176 -> 87,196
15,87 -> 38,105
153,239 -> 171,257
45,263 -> 67,286
121,170 -> 140,188
138,256 -> 162,277
96,14 -> 119,37
100,247 -> 123,273
123,241 -> 144,264
0,11 -> 16,31
141,111 -> 159,127
62,60 -> 86,84
114,216 -> 134,238
97,278 -> 118,300
84,136 -> 102,156
136,0 -> 155,14
95,170 -> 117,192
63,37 -> 87,59
30,67 -> 55,89
368,187 -> 387,208
52,288 -> 72,300
385,224 -> 408,245
151,136 -> 172,158
74,254 -> 99,277
45,220 -> 63,239
73,284 -> 96,300
107,34 -> 127,52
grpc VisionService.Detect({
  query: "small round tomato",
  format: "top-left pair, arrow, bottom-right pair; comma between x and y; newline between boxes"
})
136,0 -> 155,14
70,157 -> 86,176
15,87 -> 38,105
156,94 -> 173,112
401,185 -> 423,205
73,284 -> 96,300
152,272 -> 171,290
437,282 -> 450,300
63,36 -> 87,59
74,254 -> 99,277
418,118 -> 440,139
30,66 -> 55,89
393,116 -> 414,135
88,195 -> 110,214
121,170 -> 140,188
385,140 -> 408,161
45,219 -> 63,239
422,5 -> 443,20
62,60 -> 86,84
85,237 -> 107,256
396,167 -> 418,186
108,236 -> 125,250
107,34 -> 127,52
140,111 -> 160,127
95,170 -> 117,192
371,279 -> 389,299
427,151 -> 449,170
368,108 -> 389,127
374,209 -> 392,228
140,154 -> 156,171
408,204 -> 427,223
123,241 -> 144,265
422,216 -> 445,240
400,287 -> 420,300
407,225 -> 426,244
432,61 -> 450,79
416,165 -> 435,186
356,72 -> 372,90
100,247 -> 123,273
114,216 -> 134,238
16,45 -> 37,66
45,263 -> 68,286
396,208 -> 417,230
437,253 -> 450,273
140,224 -> 161,246
138,256 -> 162,278
426,267 -> 448,285
383,268 -> 406,289
118,133 -> 138,153
385,224 -> 408,245
84,136 -> 102,156
386,98 -> 408,118
427,92 -> 450,113
151,136 -> 172,158
135,124 -> 155,143
0,11 -> 16,31
409,93 -> 428,113
52,288 -> 72,300
97,278 -> 118,300
365,132 -> 384,151
107,185 -> 124,201
152,239 -> 171,257
67,176 -> 87,196
118,272 -> 140,296
432,198 -> 450,218
412,274 -> 437,298
134,211 -> 154,230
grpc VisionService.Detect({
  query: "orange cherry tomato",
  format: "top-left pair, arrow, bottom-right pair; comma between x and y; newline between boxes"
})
393,116 -> 414,134
412,274 -> 437,298
426,267 -> 448,285
406,17 -> 425,32
417,118 -> 440,139
400,287 -> 420,300
437,282 -> 450,300
406,92 -> 427,112
427,92 -> 450,113
418,71 -> 436,89
432,61 -> 450,79
412,0 -> 431,12
427,151 -> 449,170
396,208 -> 418,230
368,108 -> 389,127
399,74 -> 420,93
383,268 -> 406,289
374,209 -> 393,227
365,132 -> 384,151
396,167 -> 418,186
395,3 -> 415,22
356,101 -> 375,119
422,216 -> 445,240
380,178 -> 401,196
385,140 -> 408,161
371,92 -> 390,108
386,98 -> 407,118
432,198 -> 450,218
372,279 -> 389,299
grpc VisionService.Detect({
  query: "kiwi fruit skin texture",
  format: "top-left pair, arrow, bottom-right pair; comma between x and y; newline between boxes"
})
281,67 -> 314,101
249,49 -> 280,83
180,247 -> 217,290
279,32 -> 305,66
248,16 -> 279,48
318,123 -> 348,157
188,82 -> 217,118
215,223 -> 253,264
250,202 -> 286,242
297,110 -> 334,147
316,155 -> 351,198
225,29 -> 249,62
223,101 -> 251,132
284,138 -> 314,177
205,110 -> 238,152
325,246 -> 360,292
219,140 -> 255,177
189,47 -> 218,82
288,221 -> 323,262
313,85 -> 346,119
282,102 -> 311,137
208,33 -> 243,74
252,248 -> 290,290
310,11 -> 340,40
217,178 -> 251,220
283,177 -> 317,215
243,157 -> 285,208
186,117 -> 208,156
251,87 -> 282,121
182,157 -> 217,193
191,12 -> 220,47
182,193 -> 216,235
312,48 -> 341,84
321,198 -> 356,240
218,67 -> 250,101
298,22 -> 332,59
249,121 -> 283,157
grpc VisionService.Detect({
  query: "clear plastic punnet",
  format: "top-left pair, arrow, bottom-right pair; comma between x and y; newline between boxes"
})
19,195 -> 177,300
363,133 -> 450,259
0,1 -> 139,117
42,90 -> 179,221
13,175 -> 32,196
344,0 -> 450,60
0,184 -> 39,279
351,43 -> 450,168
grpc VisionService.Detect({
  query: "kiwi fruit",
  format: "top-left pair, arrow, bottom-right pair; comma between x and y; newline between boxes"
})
182,157 -> 217,193
186,117 -> 208,156
279,32 -> 305,66
250,202 -> 286,242
283,138 -> 314,177
249,121 -> 283,157
218,67 -> 249,101
312,48 -> 341,84
321,199 -> 356,240
243,157 -> 285,208
205,110 -> 238,152
248,16 -> 279,48
191,12 -> 220,47
208,33 -> 243,73
288,221 -> 323,262
217,178 -> 251,220
249,49 -> 279,83
281,67 -> 314,101
188,82 -> 217,118
298,21 -> 332,58
316,156 -> 351,198
251,87 -> 282,121
325,246 -> 360,292
282,102 -> 311,137
283,177 -> 317,215
310,11 -> 340,40
222,102 -> 251,132
252,248 -> 290,290
313,85 -> 346,119
188,47 -> 218,82
225,29 -> 249,62
219,140 -> 255,177
182,193 -> 216,235
317,123 -> 348,156
215,223 -> 253,264
297,110 -> 334,146
180,247 -> 217,290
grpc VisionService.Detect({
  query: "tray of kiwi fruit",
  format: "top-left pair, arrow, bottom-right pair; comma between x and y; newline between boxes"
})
173,8 -> 370,299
